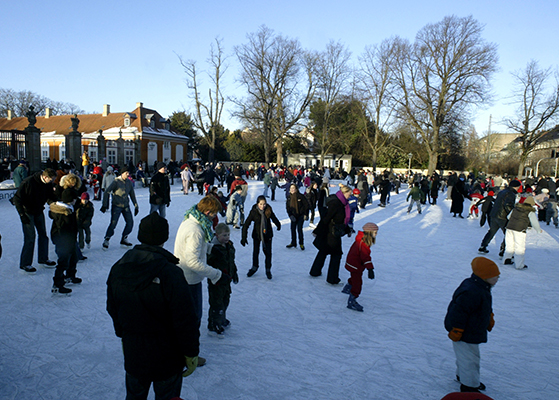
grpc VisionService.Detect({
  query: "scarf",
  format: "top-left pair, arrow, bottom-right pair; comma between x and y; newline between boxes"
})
258,207 -> 266,242
336,190 -> 351,225
183,205 -> 214,243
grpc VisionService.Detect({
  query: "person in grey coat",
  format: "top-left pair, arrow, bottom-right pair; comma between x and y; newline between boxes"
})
101,167 -> 139,249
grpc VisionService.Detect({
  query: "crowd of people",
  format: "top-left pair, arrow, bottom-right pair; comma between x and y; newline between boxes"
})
4,156 -> 559,398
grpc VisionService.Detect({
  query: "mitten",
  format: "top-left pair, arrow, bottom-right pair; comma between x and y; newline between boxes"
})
182,356 -> 198,377
368,269 -> 375,279
100,206 -> 107,213
167,202 -> 170,207
289,215 -> 296,222
241,238 -> 248,247
232,271 -> 239,284
488,312 -> 495,332
20,214 -> 30,225
134,206 -> 139,216
448,327 -> 464,342
276,224 -> 281,231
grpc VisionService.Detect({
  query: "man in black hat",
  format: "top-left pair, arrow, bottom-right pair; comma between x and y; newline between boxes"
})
101,167 -> 139,249
149,162 -> 171,217
107,212 -> 200,400
478,179 -> 522,255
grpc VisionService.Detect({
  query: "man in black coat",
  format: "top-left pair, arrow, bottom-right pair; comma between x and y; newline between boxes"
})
107,212 -> 200,400
478,180 -> 521,255
149,162 -> 171,218
12,168 -> 58,273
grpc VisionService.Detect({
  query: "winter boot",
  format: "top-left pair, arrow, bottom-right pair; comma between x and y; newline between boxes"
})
477,246 -> 489,254
341,283 -> 352,294
52,285 -> 72,295
504,258 -> 513,265
456,375 -> 485,391
20,265 -> 37,274
265,268 -> 272,280
120,236 -> 133,247
347,294 -> 364,312
65,276 -> 83,285
247,267 -> 258,277
460,384 -> 480,393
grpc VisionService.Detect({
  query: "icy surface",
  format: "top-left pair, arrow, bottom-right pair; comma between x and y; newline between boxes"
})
1,180 -> 558,399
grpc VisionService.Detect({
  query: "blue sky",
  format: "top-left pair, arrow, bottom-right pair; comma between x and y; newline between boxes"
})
2,0 -> 557,135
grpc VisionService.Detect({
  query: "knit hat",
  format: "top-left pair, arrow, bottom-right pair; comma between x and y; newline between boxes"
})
488,191 -> 495,196
137,212 -> 169,246
471,257 -> 500,280
525,187 -> 533,193
120,166 -> 129,174
156,161 -> 166,170
80,192 -> 90,200
61,189 -> 77,203
542,188 -> 550,194
352,188 -> 361,195
362,222 -> 379,232
509,180 -> 521,188
524,196 -> 535,206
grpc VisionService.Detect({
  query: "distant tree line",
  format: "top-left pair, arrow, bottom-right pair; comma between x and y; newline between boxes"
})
176,15 -> 559,176
0,88 -> 85,118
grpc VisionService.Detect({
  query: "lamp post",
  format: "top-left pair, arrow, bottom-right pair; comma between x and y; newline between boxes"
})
408,153 -> 413,172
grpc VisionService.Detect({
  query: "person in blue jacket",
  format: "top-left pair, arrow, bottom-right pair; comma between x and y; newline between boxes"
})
444,257 -> 500,393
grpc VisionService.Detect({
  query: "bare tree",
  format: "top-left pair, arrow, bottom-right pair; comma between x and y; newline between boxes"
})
391,15 -> 498,175
358,38 -> 400,171
0,88 -> 85,117
179,37 -> 227,162
233,25 -> 315,165
504,60 -> 559,176
311,40 -> 352,166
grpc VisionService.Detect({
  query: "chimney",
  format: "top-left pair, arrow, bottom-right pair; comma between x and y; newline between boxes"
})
103,104 -> 110,117
7,110 -> 12,120
45,108 -> 51,118
136,102 -> 143,109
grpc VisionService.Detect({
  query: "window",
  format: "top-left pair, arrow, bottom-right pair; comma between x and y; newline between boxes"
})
125,149 -> 134,164
107,149 -> 116,164
124,118 -> 130,127
150,119 -> 155,129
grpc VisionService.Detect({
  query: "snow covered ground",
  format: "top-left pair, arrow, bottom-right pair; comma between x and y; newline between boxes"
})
1,179 -> 558,400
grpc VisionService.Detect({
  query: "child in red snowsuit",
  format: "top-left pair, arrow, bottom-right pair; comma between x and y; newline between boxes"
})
342,222 -> 378,312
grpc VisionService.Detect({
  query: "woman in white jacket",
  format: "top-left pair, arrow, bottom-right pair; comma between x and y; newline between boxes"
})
174,196 -> 223,321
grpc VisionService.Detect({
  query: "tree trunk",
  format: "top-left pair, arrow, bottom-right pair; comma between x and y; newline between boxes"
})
276,140 -> 283,166
427,150 -> 438,175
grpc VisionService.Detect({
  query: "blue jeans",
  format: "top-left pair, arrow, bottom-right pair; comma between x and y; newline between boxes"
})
125,371 -> 182,400
20,212 -> 50,267
150,203 -> 167,218
104,205 -> 134,240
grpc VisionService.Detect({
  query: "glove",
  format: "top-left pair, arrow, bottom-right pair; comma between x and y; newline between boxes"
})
241,238 -> 248,247
182,356 -> 198,377
448,327 -> 464,342
488,313 -> 495,332
20,214 -> 30,225
368,269 -> 375,279
289,215 -> 296,222
134,206 -> 139,216
232,271 -> 239,284
276,224 -> 281,231
167,202 -> 170,207
304,215 -> 308,221
100,206 -> 107,213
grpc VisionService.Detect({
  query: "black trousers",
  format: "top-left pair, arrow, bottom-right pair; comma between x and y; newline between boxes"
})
253,238 -> 272,271
480,218 -> 506,251
125,371 -> 182,400
310,249 -> 342,284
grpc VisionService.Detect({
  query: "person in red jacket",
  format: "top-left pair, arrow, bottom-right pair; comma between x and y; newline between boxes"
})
341,222 -> 378,312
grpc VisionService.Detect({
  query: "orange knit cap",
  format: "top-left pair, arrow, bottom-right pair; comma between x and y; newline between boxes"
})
363,222 -> 379,232
471,257 -> 500,280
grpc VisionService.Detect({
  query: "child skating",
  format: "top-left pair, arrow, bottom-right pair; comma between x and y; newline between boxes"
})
342,222 -> 378,312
